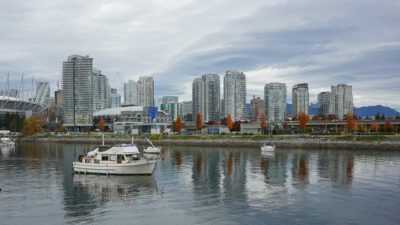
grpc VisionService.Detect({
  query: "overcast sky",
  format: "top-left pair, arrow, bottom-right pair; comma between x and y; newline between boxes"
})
0,0 -> 399,110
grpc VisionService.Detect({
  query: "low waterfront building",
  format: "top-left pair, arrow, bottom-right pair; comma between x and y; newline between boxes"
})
240,122 -> 262,134
93,106 -> 171,134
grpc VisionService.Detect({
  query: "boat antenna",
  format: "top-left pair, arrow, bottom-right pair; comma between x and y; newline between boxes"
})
102,133 -> 105,146
131,136 -> 134,144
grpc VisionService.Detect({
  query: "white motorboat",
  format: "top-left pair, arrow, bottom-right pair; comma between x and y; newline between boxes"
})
0,137 -> 15,146
73,143 -> 157,175
143,137 -> 161,154
261,140 -> 275,153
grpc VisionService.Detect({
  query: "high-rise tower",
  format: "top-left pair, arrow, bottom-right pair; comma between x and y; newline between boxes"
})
264,83 -> 287,122
223,70 -> 246,121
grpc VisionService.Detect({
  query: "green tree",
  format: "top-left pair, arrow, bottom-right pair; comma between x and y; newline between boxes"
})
171,121 -> 177,133
3,112 -> 11,129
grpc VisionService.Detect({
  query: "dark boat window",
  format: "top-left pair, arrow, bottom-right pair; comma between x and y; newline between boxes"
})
117,154 -> 124,163
102,155 -> 109,161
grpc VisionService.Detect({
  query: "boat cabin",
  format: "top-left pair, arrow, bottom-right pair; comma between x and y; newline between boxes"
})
79,145 -> 141,164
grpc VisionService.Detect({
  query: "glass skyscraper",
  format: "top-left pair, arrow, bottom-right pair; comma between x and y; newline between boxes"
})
264,83 -> 287,123
223,70 -> 246,121
192,74 -> 220,122
292,83 -> 309,117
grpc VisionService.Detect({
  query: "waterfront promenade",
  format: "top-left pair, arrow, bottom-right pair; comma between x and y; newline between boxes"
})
21,134 -> 400,150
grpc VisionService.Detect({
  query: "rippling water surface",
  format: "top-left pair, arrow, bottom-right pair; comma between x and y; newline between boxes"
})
1,142 -> 400,225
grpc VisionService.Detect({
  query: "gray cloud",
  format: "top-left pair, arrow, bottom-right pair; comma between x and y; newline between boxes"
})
0,0 -> 399,110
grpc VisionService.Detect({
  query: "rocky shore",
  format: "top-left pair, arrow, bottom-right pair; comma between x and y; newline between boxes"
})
21,136 -> 400,150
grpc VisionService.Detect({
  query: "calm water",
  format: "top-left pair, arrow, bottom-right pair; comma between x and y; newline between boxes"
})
1,142 -> 400,225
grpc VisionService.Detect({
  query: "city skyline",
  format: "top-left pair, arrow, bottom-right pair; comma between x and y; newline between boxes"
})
0,0 -> 399,110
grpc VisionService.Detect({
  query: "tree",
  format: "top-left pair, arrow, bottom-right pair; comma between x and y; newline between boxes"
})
232,121 -> 241,132
220,117 -> 227,125
175,116 -> 182,134
171,121 -> 177,133
283,121 -> 289,130
22,115 -> 43,136
195,112 -> 202,134
384,121 -> 394,132
370,123 -> 379,133
345,113 -> 357,133
9,118 -> 18,132
259,113 -> 266,135
226,113 -> 233,131
3,112 -> 11,129
327,114 -> 337,121
160,125 -> 165,134
311,115 -> 320,120
54,124 -> 65,134
99,117 -> 106,132
298,112 -> 309,130
357,123 -> 365,133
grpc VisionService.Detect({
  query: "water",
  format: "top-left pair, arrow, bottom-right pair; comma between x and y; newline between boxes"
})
1,142 -> 400,225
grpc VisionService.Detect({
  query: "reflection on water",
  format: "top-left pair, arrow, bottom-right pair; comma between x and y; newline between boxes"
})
1,143 -> 400,225
0,145 -> 15,158
63,175 -> 157,222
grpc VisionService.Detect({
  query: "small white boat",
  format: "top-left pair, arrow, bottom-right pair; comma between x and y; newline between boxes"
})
73,144 -> 156,175
261,140 -> 275,153
0,137 -> 15,146
143,137 -> 161,154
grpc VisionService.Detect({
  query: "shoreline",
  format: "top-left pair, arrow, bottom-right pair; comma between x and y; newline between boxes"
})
20,136 -> 400,150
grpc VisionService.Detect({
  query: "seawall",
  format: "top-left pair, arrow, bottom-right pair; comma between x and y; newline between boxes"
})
21,137 -> 400,150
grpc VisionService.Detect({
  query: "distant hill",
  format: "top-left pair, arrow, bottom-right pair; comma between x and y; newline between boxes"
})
287,103 -> 319,115
254,103 -> 399,118
354,105 -> 399,118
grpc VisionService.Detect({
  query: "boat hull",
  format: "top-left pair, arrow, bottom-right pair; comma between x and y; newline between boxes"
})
73,160 -> 156,175
261,145 -> 275,152
143,147 -> 161,154
0,143 -> 15,146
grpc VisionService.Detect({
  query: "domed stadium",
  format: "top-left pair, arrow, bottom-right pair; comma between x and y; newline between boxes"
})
0,74 -> 48,119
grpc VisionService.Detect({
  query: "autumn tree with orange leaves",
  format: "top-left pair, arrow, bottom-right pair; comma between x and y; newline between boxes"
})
370,122 -> 379,132
196,112 -> 202,134
175,116 -> 182,134
99,117 -> 106,132
298,112 -> 309,131
259,112 -> 266,135
345,113 -> 357,133
384,121 -> 394,132
226,113 -> 233,131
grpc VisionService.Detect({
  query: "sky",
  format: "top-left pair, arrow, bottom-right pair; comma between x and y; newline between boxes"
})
0,0 -> 399,110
